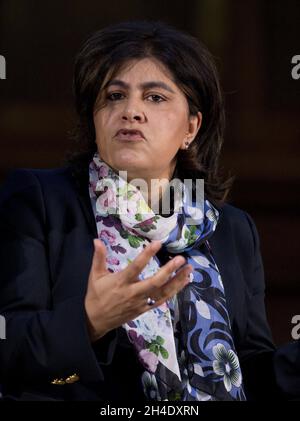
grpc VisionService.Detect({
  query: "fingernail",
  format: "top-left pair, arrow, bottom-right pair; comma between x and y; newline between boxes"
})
174,256 -> 185,265
185,272 -> 192,284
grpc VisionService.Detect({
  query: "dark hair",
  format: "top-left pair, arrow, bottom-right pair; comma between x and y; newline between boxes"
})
65,20 -> 234,206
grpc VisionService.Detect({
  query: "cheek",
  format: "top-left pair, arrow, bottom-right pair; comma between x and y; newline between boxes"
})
157,112 -> 187,145
93,114 -> 108,154
94,110 -> 106,126
93,113 -> 101,133
94,111 -> 111,137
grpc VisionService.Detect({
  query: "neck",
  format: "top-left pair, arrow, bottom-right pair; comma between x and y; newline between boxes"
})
126,164 -> 177,214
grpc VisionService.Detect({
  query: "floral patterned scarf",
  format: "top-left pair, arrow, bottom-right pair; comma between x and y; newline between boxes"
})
88,152 -> 246,401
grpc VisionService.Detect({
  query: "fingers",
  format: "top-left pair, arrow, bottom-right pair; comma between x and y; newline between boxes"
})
91,239 -> 108,278
122,240 -> 162,283
150,255 -> 187,288
135,254 -> 188,296
156,264 -> 192,302
136,263 -> 192,309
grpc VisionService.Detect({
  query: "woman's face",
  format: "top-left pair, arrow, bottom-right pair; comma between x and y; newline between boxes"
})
93,57 -> 202,182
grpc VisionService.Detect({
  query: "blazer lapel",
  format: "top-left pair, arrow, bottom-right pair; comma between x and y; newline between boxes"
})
208,205 -> 239,327
68,163 -> 98,238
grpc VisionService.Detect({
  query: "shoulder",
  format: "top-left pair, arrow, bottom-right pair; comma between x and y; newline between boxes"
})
217,202 -> 254,230
0,166 -> 75,239
0,166 -> 76,204
0,166 -> 74,192
215,202 -> 260,253
211,202 -> 263,286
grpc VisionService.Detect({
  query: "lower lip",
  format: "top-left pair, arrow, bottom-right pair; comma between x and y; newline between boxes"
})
115,133 -> 144,141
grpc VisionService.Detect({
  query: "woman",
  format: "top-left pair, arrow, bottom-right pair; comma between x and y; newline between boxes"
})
0,20 -> 287,401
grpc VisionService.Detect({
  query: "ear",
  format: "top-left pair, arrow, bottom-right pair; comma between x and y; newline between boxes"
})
180,111 -> 202,150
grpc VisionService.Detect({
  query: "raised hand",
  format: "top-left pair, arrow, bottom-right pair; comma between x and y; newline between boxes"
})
84,239 -> 192,342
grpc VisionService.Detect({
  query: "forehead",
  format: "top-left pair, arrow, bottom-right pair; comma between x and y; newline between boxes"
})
110,58 -> 177,86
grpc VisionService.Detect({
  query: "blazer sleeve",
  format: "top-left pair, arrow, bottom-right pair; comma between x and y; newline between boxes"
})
238,212 -> 275,356
0,169 -> 116,392
273,340 -> 300,399
237,211 -> 286,400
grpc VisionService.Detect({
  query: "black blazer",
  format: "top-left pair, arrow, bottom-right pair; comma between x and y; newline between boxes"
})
0,165 -> 296,401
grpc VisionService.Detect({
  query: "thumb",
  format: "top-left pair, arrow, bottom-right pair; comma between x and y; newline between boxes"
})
91,238 -> 108,277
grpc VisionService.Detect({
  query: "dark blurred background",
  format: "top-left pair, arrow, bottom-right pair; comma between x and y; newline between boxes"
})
0,0 -> 299,345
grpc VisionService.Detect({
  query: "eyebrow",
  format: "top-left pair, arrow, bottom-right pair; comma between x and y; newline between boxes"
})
104,79 -> 176,94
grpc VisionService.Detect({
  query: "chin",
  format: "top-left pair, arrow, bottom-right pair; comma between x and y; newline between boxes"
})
113,155 -> 143,172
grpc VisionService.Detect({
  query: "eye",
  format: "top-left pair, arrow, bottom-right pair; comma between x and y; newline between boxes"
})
105,92 -> 166,103
106,92 -> 124,101
147,94 -> 165,103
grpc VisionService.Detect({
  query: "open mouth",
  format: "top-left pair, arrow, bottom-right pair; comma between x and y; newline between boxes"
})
115,129 -> 145,141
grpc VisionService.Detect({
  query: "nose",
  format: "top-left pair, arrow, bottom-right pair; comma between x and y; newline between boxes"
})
121,99 -> 145,122
122,110 -> 145,122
